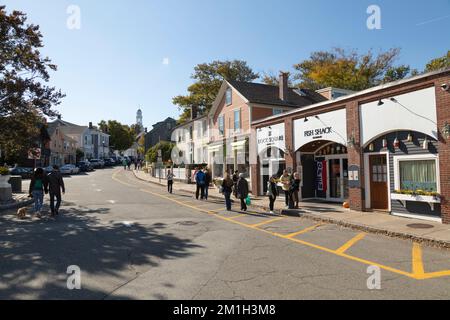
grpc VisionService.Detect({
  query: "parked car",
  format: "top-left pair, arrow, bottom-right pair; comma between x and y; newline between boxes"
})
43,165 -> 54,173
89,159 -> 104,169
9,167 -> 33,179
104,158 -> 115,167
76,161 -> 93,172
60,164 -> 80,175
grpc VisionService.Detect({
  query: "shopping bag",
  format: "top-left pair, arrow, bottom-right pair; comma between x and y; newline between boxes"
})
246,195 -> 251,206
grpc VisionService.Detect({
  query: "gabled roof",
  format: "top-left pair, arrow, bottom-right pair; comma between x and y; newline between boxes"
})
227,80 -> 327,107
48,119 -> 88,135
209,80 -> 327,117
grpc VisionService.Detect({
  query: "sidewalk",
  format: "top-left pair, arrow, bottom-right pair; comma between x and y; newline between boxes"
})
133,170 -> 450,248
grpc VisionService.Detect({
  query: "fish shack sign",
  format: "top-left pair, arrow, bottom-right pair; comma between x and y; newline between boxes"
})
256,123 -> 286,154
294,108 -> 348,150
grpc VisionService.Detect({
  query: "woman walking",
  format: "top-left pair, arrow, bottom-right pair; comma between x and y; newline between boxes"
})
29,168 -> 47,218
291,172 -> 301,209
267,176 -> 279,214
222,173 -> 234,211
236,173 -> 249,212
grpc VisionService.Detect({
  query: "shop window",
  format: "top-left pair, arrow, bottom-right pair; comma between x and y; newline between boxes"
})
399,159 -> 437,192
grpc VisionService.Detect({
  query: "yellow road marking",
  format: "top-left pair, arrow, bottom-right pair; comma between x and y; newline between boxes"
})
335,233 -> 367,254
228,214 -> 247,220
112,170 -> 450,281
283,224 -> 323,239
251,217 -> 284,228
412,243 -> 425,277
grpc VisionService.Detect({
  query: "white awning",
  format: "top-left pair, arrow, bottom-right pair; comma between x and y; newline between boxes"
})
231,140 -> 246,151
208,145 -> 221,153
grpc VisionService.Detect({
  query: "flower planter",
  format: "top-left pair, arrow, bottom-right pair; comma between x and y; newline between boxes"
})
0,175 -> 13,202
391,193 -> 441,211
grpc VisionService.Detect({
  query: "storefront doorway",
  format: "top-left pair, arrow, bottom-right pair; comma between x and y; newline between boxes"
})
369,154 -> 389,210
299,142 -> 349,203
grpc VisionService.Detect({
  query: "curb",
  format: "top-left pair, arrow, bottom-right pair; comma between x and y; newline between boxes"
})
132,171 -> 450,249
0,198 -> 34,212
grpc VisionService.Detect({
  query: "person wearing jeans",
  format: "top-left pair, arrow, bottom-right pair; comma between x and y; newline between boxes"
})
29,168 -> 46,218
222,173 -> 234,211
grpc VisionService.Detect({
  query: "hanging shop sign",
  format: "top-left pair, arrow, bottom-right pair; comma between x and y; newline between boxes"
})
316,160 -> 328,192
256,123 -> 286,154
294,109 -> 348,150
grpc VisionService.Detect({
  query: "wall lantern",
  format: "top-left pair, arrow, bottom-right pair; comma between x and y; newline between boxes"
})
407,133 -> 413,143
443,122 -> 450,140
304,117 -> 309,123
347,131 -> 357,148
393,138 -> 400,149
369,143 -> 374,152
423,137 -> 429,150
377,100 -> 384,107
382,139 -> 388,148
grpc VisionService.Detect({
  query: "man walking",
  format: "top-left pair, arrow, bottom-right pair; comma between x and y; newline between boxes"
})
167,170 -> 175,194
236,173 -> 249,212
204,168 -> 211,200
47,165 -> 65,216
195,168 -> 206,200
232,170 -> 239,198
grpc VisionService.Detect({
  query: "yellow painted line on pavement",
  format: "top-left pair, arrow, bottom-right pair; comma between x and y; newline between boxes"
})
283,224 -> 323,239
412,243 -> 425,277
113,170 -> 450,281
228,214 -> 247,220
335,233 -> 367,254
251,217 -> 285,228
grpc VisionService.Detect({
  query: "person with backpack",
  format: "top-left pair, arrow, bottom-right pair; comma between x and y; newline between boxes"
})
167,170 -> 175,194
195,168 -> 206,200
47,165 -> 66,216
222,173 -> 234,211
267,176 -> 279,214
29,168 -> 47,218
236,173 -> 249,212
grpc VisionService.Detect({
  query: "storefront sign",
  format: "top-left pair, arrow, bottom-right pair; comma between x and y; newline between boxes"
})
257,123 -> 286,154
316,160 -> 327,192
294,109 -> 348,150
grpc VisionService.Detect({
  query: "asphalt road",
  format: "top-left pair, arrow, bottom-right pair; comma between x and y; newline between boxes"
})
1,168 -> 450,300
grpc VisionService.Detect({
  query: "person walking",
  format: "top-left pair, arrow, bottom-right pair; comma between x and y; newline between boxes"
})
127,159 -> 131,171
232,170 -> 239,198
291,172 -> 301,209
280,170 -> 293,209
167,170 -> 175,194
267,176 -> 279,214
47,165 -> 65,216
29,168 -> 46,218
236,173 -> 249,212
195,168 -> 206,200
222,173 -> 234,211
122,158 -> 127,170
204,168 -> 212,200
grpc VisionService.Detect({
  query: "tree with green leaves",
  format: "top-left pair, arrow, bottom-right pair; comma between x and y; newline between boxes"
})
425,50 -> 450,72
145,141 -> 174,164
98,120 -> 134,152
292,48 -> 412,91
0,6 -> 65,162
173,60 -> 259,123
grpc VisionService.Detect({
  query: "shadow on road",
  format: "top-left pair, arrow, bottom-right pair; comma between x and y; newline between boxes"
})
0,205 -> 203,300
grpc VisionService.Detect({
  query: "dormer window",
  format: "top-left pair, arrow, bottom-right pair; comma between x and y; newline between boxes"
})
225,88 -> 232,106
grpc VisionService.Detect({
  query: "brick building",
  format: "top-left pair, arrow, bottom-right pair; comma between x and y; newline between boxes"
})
251,68 -> 450,224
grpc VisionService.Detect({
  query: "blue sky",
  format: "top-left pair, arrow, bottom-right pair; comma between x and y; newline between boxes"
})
3,0 -> 449,129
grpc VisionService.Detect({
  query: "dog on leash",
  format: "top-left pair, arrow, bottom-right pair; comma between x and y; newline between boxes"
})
17,207 -> 27,219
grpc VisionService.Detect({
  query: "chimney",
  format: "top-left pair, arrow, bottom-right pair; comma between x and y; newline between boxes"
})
191,106 -> 198,120
89,122 -> 93,129
145,127 -> 148,133
57,115 -> 62,120
279,72 -> 289,101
